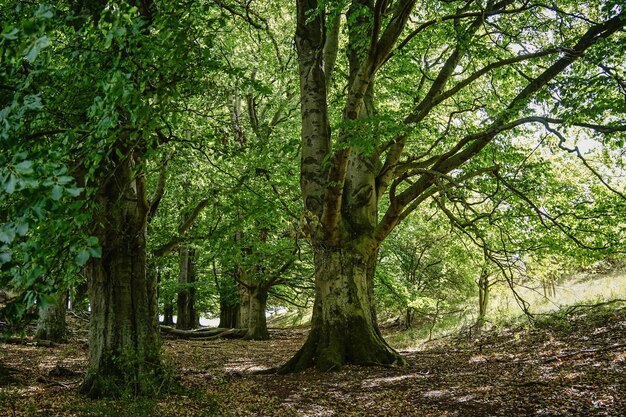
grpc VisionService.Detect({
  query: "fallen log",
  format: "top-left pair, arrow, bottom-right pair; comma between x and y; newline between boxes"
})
160,326 -> 246,340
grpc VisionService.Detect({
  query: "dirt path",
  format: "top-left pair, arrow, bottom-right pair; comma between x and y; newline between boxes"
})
1,306 -> 625,416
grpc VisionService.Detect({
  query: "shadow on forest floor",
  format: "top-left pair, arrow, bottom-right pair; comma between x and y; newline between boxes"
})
1,302 -> 625,416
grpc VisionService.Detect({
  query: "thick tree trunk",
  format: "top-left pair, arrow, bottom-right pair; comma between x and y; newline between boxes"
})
176,246 -> 197,330
244,286 -> 269,340
80,156 -> 162,398
280,244 -> 404,372
35,292 -> 67,342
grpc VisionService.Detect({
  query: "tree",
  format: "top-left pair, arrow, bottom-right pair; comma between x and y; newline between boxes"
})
283,0 -> 626,372
35,291 -> 67,342
1,0 -> 224,397
375,209 -> 477,330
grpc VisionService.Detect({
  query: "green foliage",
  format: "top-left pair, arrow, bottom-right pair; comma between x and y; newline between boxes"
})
376,208 -> 477,325
1,0 -> 225,328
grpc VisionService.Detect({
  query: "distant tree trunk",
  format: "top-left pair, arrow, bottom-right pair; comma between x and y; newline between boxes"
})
176,246 -> 197,330
80,154 -> 162,398
405,307 -> 415,330
216,266 -> 249,329
218,298 -> 239,328
162,303 -> 174,326
477,269 -> 490,327
35,292 -> 67,342
237,280 -> 250,329
244,285 -> 269,340
71,281 -> 88,313
543,271 -> 557,298
154,265 -> 174,326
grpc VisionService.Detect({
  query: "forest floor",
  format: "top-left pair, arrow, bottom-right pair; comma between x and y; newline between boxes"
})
1,301 -> 625,417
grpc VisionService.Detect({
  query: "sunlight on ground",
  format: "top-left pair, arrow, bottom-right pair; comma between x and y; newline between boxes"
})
361,373 -> 430,388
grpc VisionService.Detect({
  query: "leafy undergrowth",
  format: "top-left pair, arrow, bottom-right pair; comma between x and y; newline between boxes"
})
1,302 -> 625,416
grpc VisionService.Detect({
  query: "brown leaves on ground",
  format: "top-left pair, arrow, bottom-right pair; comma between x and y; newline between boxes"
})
1,305 -> 625,416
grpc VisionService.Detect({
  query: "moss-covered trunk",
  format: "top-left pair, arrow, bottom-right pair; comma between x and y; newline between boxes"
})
80,156 -> 162,398
176,246 -> 197,330
280,243 -> 404,372
35,292 -> 67,342
244,286 -> 269,340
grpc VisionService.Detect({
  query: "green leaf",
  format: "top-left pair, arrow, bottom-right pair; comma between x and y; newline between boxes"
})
88,246 -> 103,258
51,184 -> 63,200
57,175 -> 73,185
76,249 -> 90,266
35,5 -> 54,19
32,204 -> 45,219
15,160 -> 34,175
25,36 -> 50,63
5,174 -> 17,193
38,294 -> 55,309
2,28 -> 19,40
0,249 -> 11,264
66,187 -> 83,197
0,227 -> 16,244
15,222 -> 28,236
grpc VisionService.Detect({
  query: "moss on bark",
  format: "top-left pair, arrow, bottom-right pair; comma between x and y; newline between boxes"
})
81,156 -> 164,398
279,245 -> 405,373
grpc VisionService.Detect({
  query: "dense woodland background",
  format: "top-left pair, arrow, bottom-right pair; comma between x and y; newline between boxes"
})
1,0 -> 626,415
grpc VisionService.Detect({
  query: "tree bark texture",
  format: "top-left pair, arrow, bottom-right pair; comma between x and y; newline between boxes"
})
477,270 -> 490,326
35,292 -> 67,342
80,155 -> 162,398
176,246 -> 197,330
218,299 -> 239,328
280,243 -> 403,372
285,0 -> 409,372
244,285 -> 270,340
238,280 -> 250,330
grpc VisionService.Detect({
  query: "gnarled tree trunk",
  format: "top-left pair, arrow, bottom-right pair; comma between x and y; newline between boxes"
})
80,155 -> 162,398
281,0 -> 412,372
280,243 -> 401,372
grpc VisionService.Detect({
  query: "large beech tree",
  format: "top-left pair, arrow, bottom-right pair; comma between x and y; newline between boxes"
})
1,0 -> 222,397
282,0 -> 626,372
